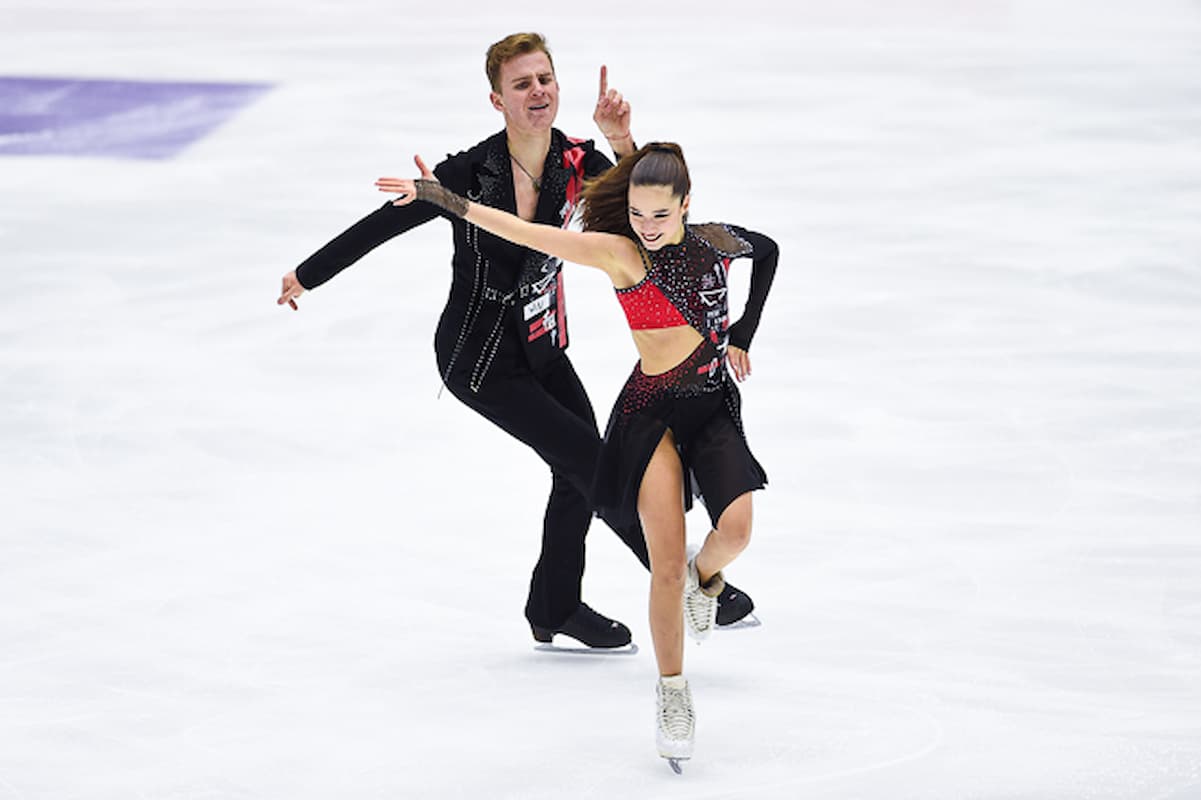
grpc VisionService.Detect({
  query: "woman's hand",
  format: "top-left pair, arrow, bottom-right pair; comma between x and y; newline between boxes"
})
375,155 -> 435,205
727,346 -> 752,382
278,270 -> 304,310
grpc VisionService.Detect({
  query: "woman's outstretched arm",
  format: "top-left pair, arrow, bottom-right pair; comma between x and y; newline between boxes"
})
376,156 -> 641,287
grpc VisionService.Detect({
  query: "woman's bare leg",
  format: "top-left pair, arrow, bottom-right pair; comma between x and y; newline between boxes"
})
638,430 -> 688,676
694,491 -> 753,586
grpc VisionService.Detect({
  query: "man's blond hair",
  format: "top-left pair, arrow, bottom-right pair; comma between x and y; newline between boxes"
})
485,33 -> 554,92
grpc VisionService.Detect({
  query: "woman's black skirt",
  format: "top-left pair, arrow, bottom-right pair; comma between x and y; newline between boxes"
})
593,338 -> 767,529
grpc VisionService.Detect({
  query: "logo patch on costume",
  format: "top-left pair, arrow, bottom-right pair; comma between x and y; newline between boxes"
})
699,288 -> 728,307
528,308 -> 557,341
524,292 -> 552,320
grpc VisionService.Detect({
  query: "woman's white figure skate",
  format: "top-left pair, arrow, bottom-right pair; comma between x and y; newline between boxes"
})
656,675 -> 695,774
684,546 -> 724,642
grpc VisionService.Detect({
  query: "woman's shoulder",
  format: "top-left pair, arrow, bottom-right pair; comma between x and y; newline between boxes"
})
687,223 -> 754,257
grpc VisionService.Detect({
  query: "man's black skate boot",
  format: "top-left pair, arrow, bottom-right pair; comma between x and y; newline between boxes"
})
716,582 -> 755,627
531,602 -> 632,648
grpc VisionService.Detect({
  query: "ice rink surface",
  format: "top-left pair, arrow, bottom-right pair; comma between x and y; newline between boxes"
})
2,1 -> 1200,797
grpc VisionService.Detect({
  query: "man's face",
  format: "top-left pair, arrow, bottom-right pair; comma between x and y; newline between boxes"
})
490,51 -> 559,135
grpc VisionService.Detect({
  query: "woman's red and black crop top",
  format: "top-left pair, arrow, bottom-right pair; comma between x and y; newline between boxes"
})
614,223 -> 778,351
615,277 -> 689,330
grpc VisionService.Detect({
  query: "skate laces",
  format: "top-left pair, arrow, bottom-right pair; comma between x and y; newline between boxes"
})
684,554 -> 721,638
657,681 -> 695,741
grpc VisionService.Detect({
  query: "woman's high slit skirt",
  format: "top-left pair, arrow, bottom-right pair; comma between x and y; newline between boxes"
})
593,339 -> 767,529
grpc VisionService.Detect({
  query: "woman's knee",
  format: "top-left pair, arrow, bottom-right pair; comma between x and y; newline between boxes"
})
650,560 -> 687,593
643,520 -> 688,581
715,495 -> 754,551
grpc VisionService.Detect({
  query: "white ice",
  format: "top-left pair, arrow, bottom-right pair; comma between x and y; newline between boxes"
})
2,1 -> 1200,797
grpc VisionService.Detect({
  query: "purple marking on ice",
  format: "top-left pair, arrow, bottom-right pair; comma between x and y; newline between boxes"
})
0,76 -> 272,159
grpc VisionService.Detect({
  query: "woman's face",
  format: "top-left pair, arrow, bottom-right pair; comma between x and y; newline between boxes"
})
490,51 -> 559,136
627,184 -> 689,251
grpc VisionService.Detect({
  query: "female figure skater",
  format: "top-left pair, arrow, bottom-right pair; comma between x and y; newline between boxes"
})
375,142 -> 777,769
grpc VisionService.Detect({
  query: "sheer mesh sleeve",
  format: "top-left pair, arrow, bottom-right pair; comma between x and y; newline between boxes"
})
414,179 -> 469,218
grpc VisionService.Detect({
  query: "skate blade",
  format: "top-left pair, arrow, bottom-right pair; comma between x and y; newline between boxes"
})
717,612 -> 762,630
534,642 -> 639,656
665,756 -> 687,774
